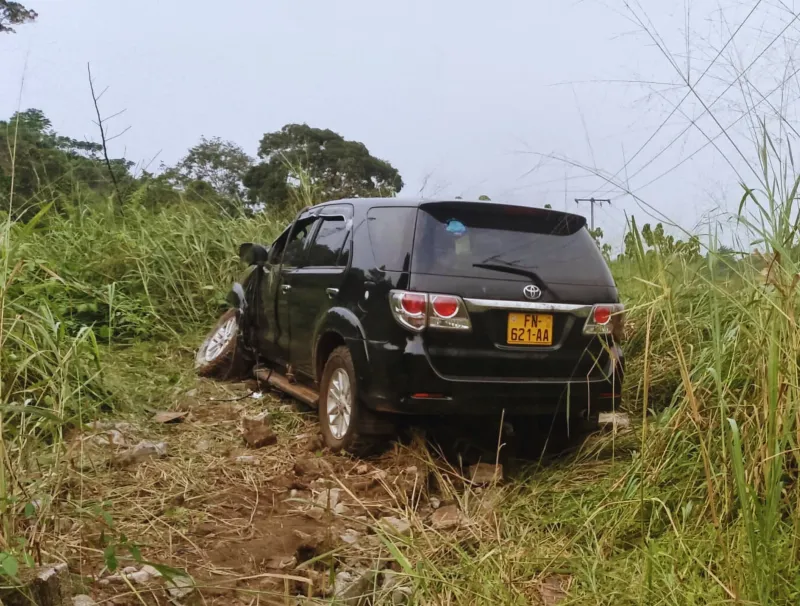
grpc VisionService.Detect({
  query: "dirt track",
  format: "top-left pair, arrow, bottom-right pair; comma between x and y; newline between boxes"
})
58,375 -> 542,605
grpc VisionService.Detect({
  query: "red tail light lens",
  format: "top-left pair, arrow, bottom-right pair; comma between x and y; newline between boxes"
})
400,293 -> 426,316
594,306 -> 612,325
431,295 -> 459,318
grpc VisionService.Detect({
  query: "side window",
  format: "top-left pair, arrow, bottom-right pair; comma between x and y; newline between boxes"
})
306,216 -> 349,267
268,226 -> 291,264
366,207 -> 417,271
282,217 -> 318,267
337,231 -> 351,267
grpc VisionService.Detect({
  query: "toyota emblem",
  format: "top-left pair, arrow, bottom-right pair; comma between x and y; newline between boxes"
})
523,284 -> 542,300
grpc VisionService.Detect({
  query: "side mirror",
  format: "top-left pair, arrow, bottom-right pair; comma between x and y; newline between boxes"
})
238,243 -> 270,265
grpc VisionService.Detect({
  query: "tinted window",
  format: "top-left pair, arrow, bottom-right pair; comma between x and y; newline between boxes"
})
306,216 -> 349,267
367,207 -> 416,271
282,217 -> 317,267
411,204 -> 612,285
338,231 -> 351,267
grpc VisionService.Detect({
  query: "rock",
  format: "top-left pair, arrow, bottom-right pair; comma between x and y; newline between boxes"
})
340,528 -> 361,545
383,571 -> 412,605
196,439 -> 212,452
0,562 -> 72,606
429,497 -> 441,509
90,429 -> 126,448
153,411 -> 188,424
430,504 -> 465,530
115,440 -> 168,466
334,502 -> 352,517
334,569 -> 378,605
241,413 -> 277,448
313,488 -> 341,511
378,516 -> 411,537
73,596 -> 97,606
294,457 -> 332,477
265,555 -> 296,569
355,463 -> 369,475
539,574 -> 571,606
165,575 -> 194,599
598,412 -> 630,430
121,566 -> 138,575
125,565 -> 161,585
235,455 -> 258,465
467,462 -> 503,485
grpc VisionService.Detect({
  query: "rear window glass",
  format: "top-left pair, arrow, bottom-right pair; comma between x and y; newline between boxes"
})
367,207 -> 416,271
411,204 -> 612,285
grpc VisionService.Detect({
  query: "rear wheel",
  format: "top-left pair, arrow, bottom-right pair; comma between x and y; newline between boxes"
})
195,309 -> 252,379
318,346 -> 361,452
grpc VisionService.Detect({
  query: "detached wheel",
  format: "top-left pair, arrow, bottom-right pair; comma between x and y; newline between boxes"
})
319,346 -> 362,453
195,309 -> 251,379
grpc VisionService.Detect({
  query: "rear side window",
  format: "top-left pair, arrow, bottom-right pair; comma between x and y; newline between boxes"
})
306,216 -> 349,267
411,204 -> 613,285
367,207 -> 416,271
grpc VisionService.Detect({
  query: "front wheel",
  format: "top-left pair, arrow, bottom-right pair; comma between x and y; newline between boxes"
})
195,309 -> 252,379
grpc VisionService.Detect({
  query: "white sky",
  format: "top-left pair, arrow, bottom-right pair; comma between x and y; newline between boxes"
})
3,0 -> 799,250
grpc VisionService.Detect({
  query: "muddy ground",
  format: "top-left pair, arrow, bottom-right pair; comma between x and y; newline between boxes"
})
40,375 -> 600,605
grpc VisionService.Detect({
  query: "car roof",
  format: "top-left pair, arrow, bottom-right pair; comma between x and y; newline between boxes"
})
312,197 -> 587,222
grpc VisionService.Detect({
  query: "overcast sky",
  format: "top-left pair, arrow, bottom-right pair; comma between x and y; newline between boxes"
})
3,0 -> 799,248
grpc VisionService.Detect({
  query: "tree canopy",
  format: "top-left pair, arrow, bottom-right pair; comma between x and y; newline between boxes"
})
0,1 -> 36,33
243,124 -> 403,207
168,137 -> 253,199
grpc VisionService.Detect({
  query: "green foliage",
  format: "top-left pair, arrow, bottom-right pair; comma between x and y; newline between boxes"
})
165,136 -> 253,213
0,0 -> 36,33
0,109 -> 133,219
243,124 -> 403,208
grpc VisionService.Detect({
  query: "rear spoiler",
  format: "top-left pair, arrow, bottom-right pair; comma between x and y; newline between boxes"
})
418,201 -> 588,235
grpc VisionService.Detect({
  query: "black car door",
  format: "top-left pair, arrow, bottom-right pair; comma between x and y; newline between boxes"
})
274,210 -> 319,367
286,204 -> 354,379
257,211 -> 317,367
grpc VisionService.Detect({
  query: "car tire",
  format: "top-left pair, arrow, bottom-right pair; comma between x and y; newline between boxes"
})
195,309 -> 252,380
318,346 -> 368,453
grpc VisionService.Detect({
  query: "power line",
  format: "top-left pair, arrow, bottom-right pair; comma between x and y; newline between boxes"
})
574,198 -> 610,231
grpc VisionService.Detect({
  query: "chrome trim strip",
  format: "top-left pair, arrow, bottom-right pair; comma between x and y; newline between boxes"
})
463,298 -> 593,316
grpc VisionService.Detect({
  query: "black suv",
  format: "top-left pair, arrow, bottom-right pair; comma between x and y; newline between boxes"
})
196,198 -> 624,451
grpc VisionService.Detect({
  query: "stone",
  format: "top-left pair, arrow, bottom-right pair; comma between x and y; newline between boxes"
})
467,462 -> 503,485
429,497 -> 441,509
265,555 -> 296,569
153,411 -> 188,424
340,528 -> 361,545
355,464 -> 369,475
235,455 -> 258,465
165,575 -> 194,599
430,504 -> 465,530
294,457 -> 332,477
241,413 -> 277,448
539,574 -> 571,606
313,488 -> 341,511
90,429 -> 126,448
115,440 -> 168,466
334,502 -> 352,517
383,571 -> 412,605
73,596 -> 97,606
334,569 -> 378,605
378,516 -> 411,537
598,412 -> 630,430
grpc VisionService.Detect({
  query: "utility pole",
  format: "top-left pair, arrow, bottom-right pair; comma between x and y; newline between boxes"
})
574,197 -> 610,231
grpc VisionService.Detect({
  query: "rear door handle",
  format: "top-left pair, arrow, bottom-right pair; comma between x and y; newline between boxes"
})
280,284 -> 292,294
326,288 -> 339,299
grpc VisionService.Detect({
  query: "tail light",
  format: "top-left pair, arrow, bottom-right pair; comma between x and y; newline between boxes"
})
390,290 -> 472,332
583,303 -> 625,340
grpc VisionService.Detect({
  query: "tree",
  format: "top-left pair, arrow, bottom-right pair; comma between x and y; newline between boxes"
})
0,109 -> 133,218
168,137 -> 252,199
478,194 -> 491,201
244,124 -> 403,207
0,1 -> 37,33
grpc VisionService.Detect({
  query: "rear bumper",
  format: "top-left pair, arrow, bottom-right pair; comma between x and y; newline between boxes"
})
352,335 -> 624,417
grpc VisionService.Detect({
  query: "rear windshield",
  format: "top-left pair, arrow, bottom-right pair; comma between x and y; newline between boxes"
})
411,204 -> 613,286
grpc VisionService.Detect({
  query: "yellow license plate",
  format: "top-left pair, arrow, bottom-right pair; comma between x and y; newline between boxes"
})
507,312 -> 554,345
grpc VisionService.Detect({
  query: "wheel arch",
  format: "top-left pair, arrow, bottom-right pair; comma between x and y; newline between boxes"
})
313,307 -> 369,383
